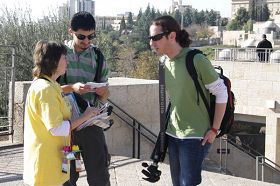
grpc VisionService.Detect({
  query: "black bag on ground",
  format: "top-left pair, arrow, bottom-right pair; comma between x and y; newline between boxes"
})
185,49 -> 235,138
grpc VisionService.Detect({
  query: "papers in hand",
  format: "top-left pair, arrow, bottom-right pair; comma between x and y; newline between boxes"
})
86,82 -> 109,89
66,93 -> 111,131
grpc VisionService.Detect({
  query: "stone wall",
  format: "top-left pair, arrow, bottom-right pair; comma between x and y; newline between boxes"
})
10,63 -> 280,182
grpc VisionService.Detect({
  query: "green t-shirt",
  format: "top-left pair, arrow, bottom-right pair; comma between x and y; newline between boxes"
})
165,48 -> 218,138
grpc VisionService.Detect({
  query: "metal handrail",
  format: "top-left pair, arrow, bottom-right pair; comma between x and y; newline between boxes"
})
214,48 -> 275,63
223,134 -> 280,182
106,99 -> 280,181
226,134 -> 263,158
108,99 -> 157,159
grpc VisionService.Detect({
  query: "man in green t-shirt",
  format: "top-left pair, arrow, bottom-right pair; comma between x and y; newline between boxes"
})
60,12 -> 110,186
149,16 -> 227,186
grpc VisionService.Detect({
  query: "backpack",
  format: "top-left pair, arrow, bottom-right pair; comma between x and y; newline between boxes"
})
185,49 -> 235,138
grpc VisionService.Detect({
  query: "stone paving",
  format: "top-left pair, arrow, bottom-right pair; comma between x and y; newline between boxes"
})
0,143 -> 279,186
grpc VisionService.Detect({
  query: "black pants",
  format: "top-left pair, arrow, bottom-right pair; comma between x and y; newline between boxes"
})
63,126 -> 110,186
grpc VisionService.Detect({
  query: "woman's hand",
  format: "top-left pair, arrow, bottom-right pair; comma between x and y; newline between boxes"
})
82,107 -> 100,120
95,86 -> 109,101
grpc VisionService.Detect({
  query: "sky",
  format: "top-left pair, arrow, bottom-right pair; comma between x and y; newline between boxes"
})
0,0 -> 232,18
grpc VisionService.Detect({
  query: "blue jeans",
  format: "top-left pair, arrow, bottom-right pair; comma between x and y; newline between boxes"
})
168,136 -> 211,186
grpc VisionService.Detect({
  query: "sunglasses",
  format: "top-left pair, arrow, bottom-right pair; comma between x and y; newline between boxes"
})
74,33 -> 96,40
148,31 -> 170,41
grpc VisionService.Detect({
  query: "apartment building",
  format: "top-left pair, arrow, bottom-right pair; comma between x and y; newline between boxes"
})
232,0 -> 280,19
59,0 -> 95,19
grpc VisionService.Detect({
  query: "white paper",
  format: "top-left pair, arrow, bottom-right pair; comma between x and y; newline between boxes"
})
86,82 -> 109,89
66,93 -> 111,131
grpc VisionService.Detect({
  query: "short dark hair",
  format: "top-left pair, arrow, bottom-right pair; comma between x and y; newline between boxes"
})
33,40 -> 67,77
262,34 -> 267,39
151,15 -> 192,47
70,11 -> 96,31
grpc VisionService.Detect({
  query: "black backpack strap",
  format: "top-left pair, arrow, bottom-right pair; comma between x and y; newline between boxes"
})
185,49 -> 211,115
93,47 -> 104,83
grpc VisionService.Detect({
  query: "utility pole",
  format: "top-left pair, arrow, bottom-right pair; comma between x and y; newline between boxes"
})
181,10 -> 184,28
179,3 -> 184,28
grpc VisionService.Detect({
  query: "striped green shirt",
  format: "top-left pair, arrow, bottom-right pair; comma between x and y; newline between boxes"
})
59,40 -> 109,102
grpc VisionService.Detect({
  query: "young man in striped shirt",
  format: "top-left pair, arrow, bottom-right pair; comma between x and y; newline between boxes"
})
60,11 -> 110,186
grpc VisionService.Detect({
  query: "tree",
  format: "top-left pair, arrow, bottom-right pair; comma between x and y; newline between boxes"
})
130,51 -> 158,79
221,18 -> 229,26
248,0 -> 256,20
226,19 -> 239,30
173,10 -> 181,25
196,25 -> 214,39
115,45 -> 136,77
206,10 -> 219,26
227,7 -> 249,30
183,8 -> 193,27
243,19 -> 254,32
235,7 -> 249,27
96,31 -> 120,71
260,3 -> 270,21
0,6 -> 69,81
126,12 -> 134,30
119,16 -> 126,34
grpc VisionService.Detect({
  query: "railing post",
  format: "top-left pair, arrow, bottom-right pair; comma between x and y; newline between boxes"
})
219,137 -> 222,172
256,156 -> 265,182
225,136 -> 228,173
10,47 -> 15,142
256,156 -> 259,181
137,123 -> 140,159
261,156 -> 264,182
132,120 -> 135,158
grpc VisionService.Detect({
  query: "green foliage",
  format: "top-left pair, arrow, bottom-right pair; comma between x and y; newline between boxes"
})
119,16 -> 126,34
235,8 -> 250,27
0,6 -> 69,81
206,10 -> 221,26
243,19 -> 254,32
248,0 -> 256,20
126,12 -> 134,30
258,4 -> 270,21
0,3 -> 229,82
196,25 -> 214,39
221,18 -> 229,26
95,31 -> 120,71
226,19 -> 239,30
248,1 -> 270,21
227,8 -> 249,31
200,47 -> 214,60
130,51 -> 158,79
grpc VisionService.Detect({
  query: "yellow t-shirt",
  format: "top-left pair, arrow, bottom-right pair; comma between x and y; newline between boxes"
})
23,76 -> 71,186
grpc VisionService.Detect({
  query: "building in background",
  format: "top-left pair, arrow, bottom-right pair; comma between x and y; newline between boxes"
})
59,0 -> 95,19
170,0 -> 192,12
232,0 -> 280,19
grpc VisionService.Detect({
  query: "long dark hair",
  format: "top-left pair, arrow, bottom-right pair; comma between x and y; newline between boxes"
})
151,15 -> 192,47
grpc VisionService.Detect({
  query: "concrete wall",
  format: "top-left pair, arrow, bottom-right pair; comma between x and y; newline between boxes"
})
12,78 -> 161,160
210,60 -> 280,183
10,62 -> 280,183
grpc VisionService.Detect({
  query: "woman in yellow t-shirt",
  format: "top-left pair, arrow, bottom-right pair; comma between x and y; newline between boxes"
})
23,40 -> 99,186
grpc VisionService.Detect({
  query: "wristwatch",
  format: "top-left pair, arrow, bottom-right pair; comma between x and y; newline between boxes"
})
210,127 -> 219,135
